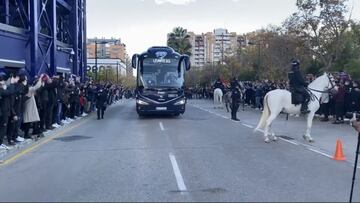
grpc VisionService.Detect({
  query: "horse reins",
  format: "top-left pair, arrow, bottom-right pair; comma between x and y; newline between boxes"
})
307,74 -> 336,103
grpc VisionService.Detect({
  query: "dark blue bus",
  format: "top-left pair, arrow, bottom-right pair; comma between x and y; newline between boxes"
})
132,46 -> 191,116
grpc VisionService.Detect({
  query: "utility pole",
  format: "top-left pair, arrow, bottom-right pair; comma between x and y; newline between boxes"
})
221,33 -> 224,65
212,61 -> 215,83
116,61 -> 119,84
95,41 -> 98,81
257,43 -> 261,79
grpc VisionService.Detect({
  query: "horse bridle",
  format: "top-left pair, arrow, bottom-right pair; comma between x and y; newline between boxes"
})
307,73 -> 336,103
308,73 -> 336,94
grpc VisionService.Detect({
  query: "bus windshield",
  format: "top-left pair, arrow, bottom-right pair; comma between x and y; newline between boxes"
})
140,58 -> 184,89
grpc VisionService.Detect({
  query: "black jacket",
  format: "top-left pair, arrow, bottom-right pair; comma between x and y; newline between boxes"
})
0,84 -> 17,118
349,89 -> 360,112
11,83 -> 29,117
96,89 -> 108,108
230,79 -> 241,91
69,85 -> 80,104
38,85 -> 49,107
231,88 -> 241,102
289,67 -> 307,88
56,79 -> 65,103
214,80 -> 225,91
47,82 -> 57,106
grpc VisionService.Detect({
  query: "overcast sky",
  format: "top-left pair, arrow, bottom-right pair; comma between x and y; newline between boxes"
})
87,0 -> 360,56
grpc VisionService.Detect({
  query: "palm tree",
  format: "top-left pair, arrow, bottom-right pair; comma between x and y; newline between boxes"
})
167,27 -> 192,56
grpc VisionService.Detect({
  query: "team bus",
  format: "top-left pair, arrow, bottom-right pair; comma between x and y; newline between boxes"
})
132,46 -> 191,116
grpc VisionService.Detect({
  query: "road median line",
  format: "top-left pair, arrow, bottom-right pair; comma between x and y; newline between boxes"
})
159,122 -> 165,131
169,153 -> 187,192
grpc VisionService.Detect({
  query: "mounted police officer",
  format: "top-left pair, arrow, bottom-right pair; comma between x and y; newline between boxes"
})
213,78 -> 225,93
230,77 -> 241,121
288,59 -> 310,114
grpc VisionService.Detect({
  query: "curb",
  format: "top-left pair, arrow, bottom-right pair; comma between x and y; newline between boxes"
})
0,114 -> 93,164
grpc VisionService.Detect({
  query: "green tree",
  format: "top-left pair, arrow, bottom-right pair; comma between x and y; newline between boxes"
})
284,0 -> 351,70
120,75 -> 136,89
167,27 -> 192,56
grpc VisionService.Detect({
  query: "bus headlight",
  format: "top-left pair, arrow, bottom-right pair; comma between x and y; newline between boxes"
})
137,99 -> 149,105
174,99 -> 186,105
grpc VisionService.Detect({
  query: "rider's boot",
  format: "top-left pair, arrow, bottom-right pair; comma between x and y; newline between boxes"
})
301,102 -> 310,114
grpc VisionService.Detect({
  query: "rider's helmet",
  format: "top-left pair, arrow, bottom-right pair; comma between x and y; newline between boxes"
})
291,59 -> 300,67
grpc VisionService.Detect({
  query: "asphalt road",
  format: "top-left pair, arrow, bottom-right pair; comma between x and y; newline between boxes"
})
0,99 -> 359,202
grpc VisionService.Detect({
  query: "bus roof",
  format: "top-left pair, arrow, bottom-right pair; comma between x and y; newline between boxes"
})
140,46 -> 181,59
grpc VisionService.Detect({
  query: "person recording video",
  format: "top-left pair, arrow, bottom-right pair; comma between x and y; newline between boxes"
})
352,120 -> 360,133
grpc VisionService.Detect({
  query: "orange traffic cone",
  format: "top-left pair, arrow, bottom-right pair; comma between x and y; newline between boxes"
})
333,139 -> 346,161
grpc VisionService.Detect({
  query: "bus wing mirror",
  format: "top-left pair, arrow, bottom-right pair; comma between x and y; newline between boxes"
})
181,55 -> 191,71
132,54 -> 138,69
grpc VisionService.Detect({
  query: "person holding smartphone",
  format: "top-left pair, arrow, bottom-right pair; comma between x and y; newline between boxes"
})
353,120 -> 360,133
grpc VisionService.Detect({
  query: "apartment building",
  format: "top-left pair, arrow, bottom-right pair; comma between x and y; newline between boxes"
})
86,38 -> 129,76
188,32 -> 206,68
187,29 -> 247,68
87,38 -> 127,62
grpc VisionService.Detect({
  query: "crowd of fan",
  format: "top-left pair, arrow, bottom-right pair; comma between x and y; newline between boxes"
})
0,70 -> 124,151
186,75 -> 360,124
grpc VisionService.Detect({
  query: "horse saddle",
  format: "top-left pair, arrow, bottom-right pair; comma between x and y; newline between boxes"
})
291,90 -> 304,105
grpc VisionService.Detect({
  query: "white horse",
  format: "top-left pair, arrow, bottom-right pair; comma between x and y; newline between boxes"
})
255,73 -> 337,143
214,88 -> 223,109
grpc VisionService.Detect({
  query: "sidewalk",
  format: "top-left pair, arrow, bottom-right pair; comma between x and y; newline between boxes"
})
0,114 -> 92,164
0,99 -> 127,164
188,99 -> 359,164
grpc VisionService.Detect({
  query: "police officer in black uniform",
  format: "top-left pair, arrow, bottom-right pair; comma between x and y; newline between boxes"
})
230,77 -> 241,121
96,85 -> 108,120
288,59 -> 310,114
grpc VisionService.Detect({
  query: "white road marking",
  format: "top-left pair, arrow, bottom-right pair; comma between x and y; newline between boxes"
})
351,164 -> 360,169
191,105 -> 233,121
308,148 -> 333,159
241,123 -> 254,129
278,138 -> 299,146
159,122 -> 165,131
256,129 -> 265,133
169,153 -> 187,192
191,103 -> 337,160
